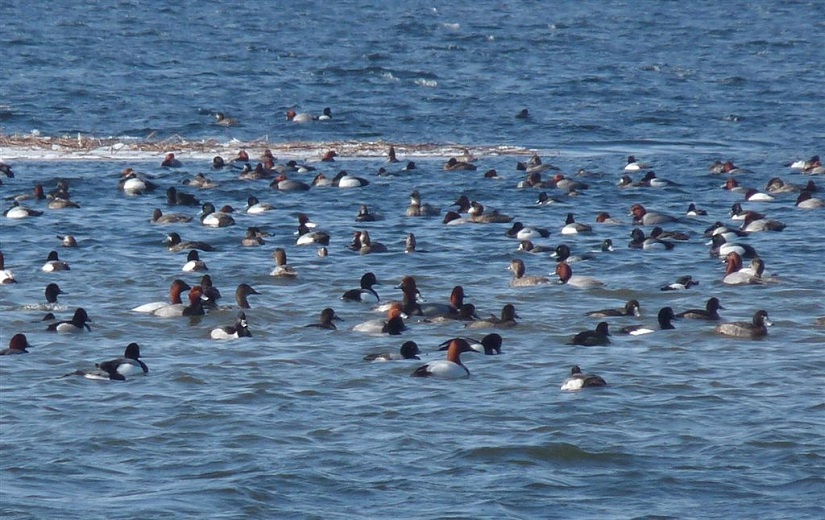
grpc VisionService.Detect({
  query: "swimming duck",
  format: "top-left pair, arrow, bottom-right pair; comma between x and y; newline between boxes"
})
660,275 -> 699,291
555,261 -> 605,288
620,307 -> 677,335
242,227 -> 267,247
46,307 -> 92,332
508,259 -> 550,287
728,203 -> 764,222
200,202 -> 235,228
4,201 -> 43,218
182,250 -> 208,272
405,233 -> 417,253
587,300 -> 641,318
516,154 -> 559,175
165,232 -> 215,252
355,204 -> 381,222
444,157 -> 477,171
796,191 -> 825,209
235,284 -> 260,309
649,226 -> 690,241
709,234 -> 758,259
568,322 -> 610,346
71,343 -> 148,381
246,196 -> 274,214
342,272 -> 380,303
676,297 -> 724,320
437,333 -> 503,355
715,310 -> 771,338
552,174 -> 589,192
42,250 -> 70,272
161,153 -> 182,168
364,341 -> 421,362
628,228 -> 675,250
151,208 -> 192,224
166,186 -> 200,206
211,311 -> 252,340
354,303 -> 407,335
151,286 -> 205,317
200,275 -> 221,309
506,221 -> 550,240
358,230 -> 388,255
743,188 -> 775,202
214,112 -> 239,127
295,214 -> 330,246
686,203 -> 708,216
419,285 -> 467,317
410,338 -> 475,379
722,252 -> 764,285
0,251 -> 16,284
406,190 -> 441,217
270,248 -> 297,277
629,204 -> 677,225
517,240 -> 553,254
595,212 -> 624,225
119,169 -> 159,195
561,213 -> 592,234
623,155 -> 650,171
332,170 -> 370,188
561,365 -> 607,391
133,279 -> 191,313
465,304 -> 519,329
739,212 -> 785,233
468,202 -> 513,223
1,333 -> 33,355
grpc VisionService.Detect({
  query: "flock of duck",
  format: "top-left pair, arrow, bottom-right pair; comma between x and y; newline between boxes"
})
1,149 -> 823,389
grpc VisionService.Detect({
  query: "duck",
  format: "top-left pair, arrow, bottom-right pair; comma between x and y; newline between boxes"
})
419,285 -> 467,317
568,322 -> 610,346
182,250 -> 208,272
425,304 -> 480,324
552,174 -> 589,192
508,259 -> 550,287
704,221 -> 749,241
722,252 -> 764,285
0,161 -> 15,178
623,155 -> 650,171
587,300 -> 641,318
0,251 -> 16,284
617,174 -> 634,188
71,343 -> 148,381
506,221 -> 550,240
56,235 -> 77,248
374,275 -> 422,317
710,160 -> 749,175
629,204 -> 677,225
151,286 -> 205,317
234,283 -> 260,309
740,213 -> 786,233
483,169 -> 502,179
132,279 -> 191,313
353,303 -> 407,335
386,145 -> 400,163
594,212 -> 624,225
437,333 -> 502,355
150,208 -> 192,224
686,203 -> 708,216
46,307 -> 92,332
561,365 -> 607,391
161,152 -> 182,168
765,177 -> 802,194
42,250 -> 70,272
212,156 -> 226,169
442,211 -> 470,225
4,201 -> 43,218
355,204 -> 381,222
295,214 -> 330,246
729,203 -> 764,222
410,338 -> 475,379
788,155 -> 820,170
1,333 -> 33,355
270,174 -> 311,191
286,107 -> 331,122
166,186 -> 200,206
47,196 -> 81,210
211,311 -> 252,340
517,240 -> 553,254
598,239 -> 615,253
515,108 -> 530,119
41,283 -> 65,306
636,170 -> 676,188
620,307 -> 677,335
650,226 -> 690,241
709,234 -> 758,259
332,170 -> 370,188
468,201 -> 513,223
364,341 -> 421,362
743,188 -> 775,202
796,191 -> 825,209
9,183 -> 46,202
183,172 -> 217,189
535,191 -> 563,205
452,194 -> 472,213
214,112 -> 239,127
242,227 -> 267,247
200,202 -> 235,228
802,157 -> 825,175
165,232 -> 215,252
405,233 -> 417,253
358,230 -> 388,254
660,275 -> 699,291
516,154 -> 559,175
443,157 -> 477,171
246,195 -> 274,214
549,243 -> 593,263
342,272 -> 380,303
270,248 -> 297,277
561,213 -> 592,234
715,310 -> 771,338
200,274 -> 221,309
465,304 -> 519,329
119,169 -> 158,195
555,261 -> 605,288
406,190 -> 441,216
676,297 -> 724,320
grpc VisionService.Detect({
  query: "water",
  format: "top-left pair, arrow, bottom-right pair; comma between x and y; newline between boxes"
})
1,1 -> 824,518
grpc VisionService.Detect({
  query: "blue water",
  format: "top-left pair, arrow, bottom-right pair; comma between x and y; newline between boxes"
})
2,1 -> 824,519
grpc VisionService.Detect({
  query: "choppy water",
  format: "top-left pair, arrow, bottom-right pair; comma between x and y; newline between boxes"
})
2,1 -> 824,519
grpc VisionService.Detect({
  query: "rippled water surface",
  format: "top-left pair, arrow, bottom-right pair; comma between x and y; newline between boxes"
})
1,1 -> 824,519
